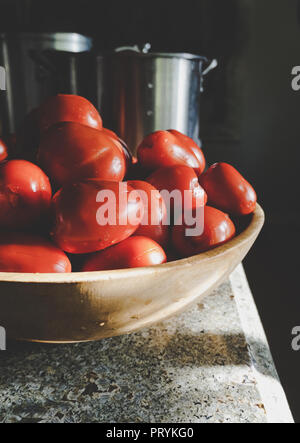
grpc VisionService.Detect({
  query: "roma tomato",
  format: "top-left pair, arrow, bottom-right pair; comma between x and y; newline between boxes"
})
199,162 -> 257,216
0,233 -> 71,273
38,94 -> 103,133
38,122 -> 126,187
172,206 -> 236,258
82,236 -> 167,271
128,180 -> 169,247
51,180 -> 143,254
0,160 -> 52,229
137,130 -> 206,176
101,127 -> 119,140
0,137 -> 8,163
147,165 -> 207,211
168,130 -> 206,175
101,127 -> 132,172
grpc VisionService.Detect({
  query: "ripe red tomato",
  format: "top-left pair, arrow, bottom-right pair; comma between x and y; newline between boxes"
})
38,122 -> 126,187
0,160 -> 52,229
82,236 -> 167,271
199,162 -> 257,216
38,94 -> 103,133
0,233 -> 71,273
168,130 -> 206,175
172,206 -> 236,257
0,137 -> 8,163
101,128 -> 119,140
147,165 -> 207,211
137,130 -> 206,176
128,180 -> 169,247
51,180 -> 143,254
101,127 -> 132,172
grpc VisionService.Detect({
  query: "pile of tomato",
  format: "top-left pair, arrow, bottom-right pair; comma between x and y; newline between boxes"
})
0,94 -> 257,273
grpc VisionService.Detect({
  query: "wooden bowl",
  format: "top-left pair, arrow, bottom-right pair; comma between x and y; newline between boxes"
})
0,204 -> 264,343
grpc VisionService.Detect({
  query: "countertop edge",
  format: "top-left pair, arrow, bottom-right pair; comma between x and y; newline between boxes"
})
230,265 -> 294,424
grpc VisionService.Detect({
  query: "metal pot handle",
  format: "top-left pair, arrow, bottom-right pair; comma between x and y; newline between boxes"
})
200,58 -> 218,92
202,58 -> 218,76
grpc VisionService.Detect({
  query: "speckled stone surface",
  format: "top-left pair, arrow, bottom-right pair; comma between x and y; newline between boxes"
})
0,266 -> 293,423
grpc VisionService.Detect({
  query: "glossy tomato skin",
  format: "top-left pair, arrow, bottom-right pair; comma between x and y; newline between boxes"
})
38,94 -> 103,133
199,162 -> 257,216
101,128 -> 119,140
168,130 -> 206,175
137,130 -> 206,176
0,160 -> 52,229
128,180 -> 169,247
172,206 -> 236,258
147,165 -> 207,211
101,127 -> 132,172
0,138 -> 8,163
38,122 -> 126,187
51,180 -> 143,254
82,236 -> 167,271
0,233 -> 71,273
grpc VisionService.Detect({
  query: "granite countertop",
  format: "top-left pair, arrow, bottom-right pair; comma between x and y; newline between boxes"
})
0,265 -> 294,423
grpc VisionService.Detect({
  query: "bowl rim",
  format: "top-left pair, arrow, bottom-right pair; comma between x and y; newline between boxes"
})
0,204 -> 265,284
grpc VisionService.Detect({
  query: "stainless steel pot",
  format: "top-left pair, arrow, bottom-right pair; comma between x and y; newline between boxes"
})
0,37 -> 216,156
96,45 -> 217,152
0,32 -> 92,135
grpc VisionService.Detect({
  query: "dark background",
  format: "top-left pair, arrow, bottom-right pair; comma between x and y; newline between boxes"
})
0,0 -> 300,422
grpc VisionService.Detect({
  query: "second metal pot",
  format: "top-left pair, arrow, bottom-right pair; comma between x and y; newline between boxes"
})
0,32 -> 92,135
